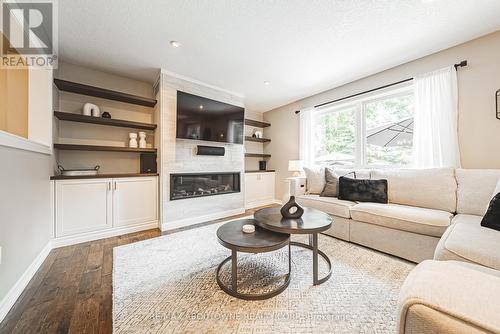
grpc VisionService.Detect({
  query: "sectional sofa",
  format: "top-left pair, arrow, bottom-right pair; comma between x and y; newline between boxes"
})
290,167 -> 500,334
291,167 -> 500,264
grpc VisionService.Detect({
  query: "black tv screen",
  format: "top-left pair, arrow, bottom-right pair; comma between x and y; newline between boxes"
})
176,91 -> 244,144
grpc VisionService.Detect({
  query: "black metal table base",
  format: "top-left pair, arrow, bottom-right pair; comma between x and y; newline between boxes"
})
215,244 -> 291,300
290,233 -> 332,285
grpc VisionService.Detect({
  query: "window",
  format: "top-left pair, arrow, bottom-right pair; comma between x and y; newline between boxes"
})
311,85 -> 414,167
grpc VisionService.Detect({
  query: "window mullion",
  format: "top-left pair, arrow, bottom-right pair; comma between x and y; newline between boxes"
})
355,102 -> 364,168
361,101 -> 367,168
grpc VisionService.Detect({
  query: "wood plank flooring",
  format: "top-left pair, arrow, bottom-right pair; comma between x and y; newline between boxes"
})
0,207 -> 267,334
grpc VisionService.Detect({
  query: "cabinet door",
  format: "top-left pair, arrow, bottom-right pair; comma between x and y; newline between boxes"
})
260,173 -> 275,201
56,179 -> 112,237
113,177 -> 158,227
245,173 -> 260,206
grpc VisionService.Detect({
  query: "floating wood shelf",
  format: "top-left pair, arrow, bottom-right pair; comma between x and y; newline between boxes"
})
244,119 -> 271,128
245,136 -> 270,143
54,144 -> 157,153
245,153 -> 271,158
54,111 -> 157,130
54,79 -> 157,107
245,170 -> 275,173
50,173 -> 159,180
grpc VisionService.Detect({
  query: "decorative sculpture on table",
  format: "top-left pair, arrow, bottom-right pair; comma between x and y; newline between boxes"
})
280,195 -> 304,219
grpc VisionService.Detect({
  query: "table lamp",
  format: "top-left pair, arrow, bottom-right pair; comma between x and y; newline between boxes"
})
288,160 -> 303,177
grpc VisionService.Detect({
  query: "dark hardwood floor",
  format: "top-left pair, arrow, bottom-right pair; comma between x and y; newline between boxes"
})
0,207 -> 267,334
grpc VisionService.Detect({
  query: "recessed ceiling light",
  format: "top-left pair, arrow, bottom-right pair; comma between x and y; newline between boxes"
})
199,105 -> 204,110
170,40 -> 181,48
264,81 -> 270,85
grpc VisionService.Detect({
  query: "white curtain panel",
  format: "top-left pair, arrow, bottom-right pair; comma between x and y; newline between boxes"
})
413,66 -> 461,168
299,107 -> 314,167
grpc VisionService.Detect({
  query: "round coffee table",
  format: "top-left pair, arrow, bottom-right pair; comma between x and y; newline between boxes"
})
216,219 -> 291,300
254,207 -> 333,285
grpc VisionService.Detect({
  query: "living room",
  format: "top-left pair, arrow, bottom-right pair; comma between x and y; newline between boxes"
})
1,1 -> 500,333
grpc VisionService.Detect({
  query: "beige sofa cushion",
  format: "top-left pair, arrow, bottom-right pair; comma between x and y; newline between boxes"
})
456,169 -> 500,216
398,260 -> 500,334
350,203 -> 452,237
371,168 -> 457,212
334,168 -> 371,180
296,195 -> 356,219
434,214 -> 500,271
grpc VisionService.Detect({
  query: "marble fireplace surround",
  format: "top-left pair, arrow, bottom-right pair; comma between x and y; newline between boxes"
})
159,71 -> 246,231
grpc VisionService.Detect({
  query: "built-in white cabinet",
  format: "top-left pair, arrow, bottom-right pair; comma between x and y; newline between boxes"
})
55,178 -> 113,237
245,172 -> 275,209
113,177 -> 158,227
55,176 -> 158,238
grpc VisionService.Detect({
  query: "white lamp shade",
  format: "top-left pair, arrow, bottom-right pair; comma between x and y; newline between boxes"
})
288,160 -> 304,172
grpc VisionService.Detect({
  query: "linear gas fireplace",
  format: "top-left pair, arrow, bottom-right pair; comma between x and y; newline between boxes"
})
170,172 -> 241,200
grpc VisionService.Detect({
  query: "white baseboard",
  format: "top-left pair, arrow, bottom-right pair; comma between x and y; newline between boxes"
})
51,221 -> 159,249
0,241 -> 52,323
245,199 -> 281,209
161,208 -> 245,231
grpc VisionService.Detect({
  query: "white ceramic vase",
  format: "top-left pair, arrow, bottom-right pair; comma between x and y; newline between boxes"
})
83,103 -> 100,117
138,132 -> 146,148
129,133 -> 138,148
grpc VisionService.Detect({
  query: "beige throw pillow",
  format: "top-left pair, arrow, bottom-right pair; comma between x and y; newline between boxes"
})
303,166 -> 325,194
493,178 -> 500,198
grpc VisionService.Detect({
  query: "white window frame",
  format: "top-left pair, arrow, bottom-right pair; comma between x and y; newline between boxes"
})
312,83 -> 414,168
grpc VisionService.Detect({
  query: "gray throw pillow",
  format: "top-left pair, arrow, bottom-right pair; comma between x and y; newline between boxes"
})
320,168 -> 339,197
320,169 -> 357,197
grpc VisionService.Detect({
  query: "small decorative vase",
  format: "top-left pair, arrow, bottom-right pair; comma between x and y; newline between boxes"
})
101,111 -> 111,119
82,103 -> 99,116
138,131 -> 147,148
280,196 -> 304,219
129,133 -> 138,148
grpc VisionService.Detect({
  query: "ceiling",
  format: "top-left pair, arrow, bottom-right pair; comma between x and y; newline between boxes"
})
59,0 -> 500,112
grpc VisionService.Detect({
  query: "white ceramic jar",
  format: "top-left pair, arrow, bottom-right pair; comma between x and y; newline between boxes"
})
138,132 -> 147,148
129,133 -> 138,148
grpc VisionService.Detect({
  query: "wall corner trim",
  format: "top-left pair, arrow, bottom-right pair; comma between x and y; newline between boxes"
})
0,131 -> 52,155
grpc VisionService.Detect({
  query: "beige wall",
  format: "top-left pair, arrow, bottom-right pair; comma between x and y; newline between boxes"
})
0,66 -> 29,139
264,30 -> 500,200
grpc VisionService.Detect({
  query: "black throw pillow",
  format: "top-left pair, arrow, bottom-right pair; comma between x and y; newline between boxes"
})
481,193 -> 500,231
338,176 -> 388,203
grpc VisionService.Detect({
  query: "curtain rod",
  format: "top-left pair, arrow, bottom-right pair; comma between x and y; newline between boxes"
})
295,60 -> 467,114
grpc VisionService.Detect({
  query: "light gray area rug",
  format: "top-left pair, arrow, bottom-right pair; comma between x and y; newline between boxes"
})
113,220 -> 415,333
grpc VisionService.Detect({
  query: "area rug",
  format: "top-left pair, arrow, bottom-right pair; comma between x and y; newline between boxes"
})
113,218 -> 415,333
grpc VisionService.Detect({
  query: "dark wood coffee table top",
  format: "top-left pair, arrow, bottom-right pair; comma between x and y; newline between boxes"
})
216,219 -> 290,253
254,207 -> 332,234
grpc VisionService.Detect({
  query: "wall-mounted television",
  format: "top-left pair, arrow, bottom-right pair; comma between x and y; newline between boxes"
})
176,91 -> 244,144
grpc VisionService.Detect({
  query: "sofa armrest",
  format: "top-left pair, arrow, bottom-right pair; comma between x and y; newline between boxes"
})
398,260 -> 500,334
